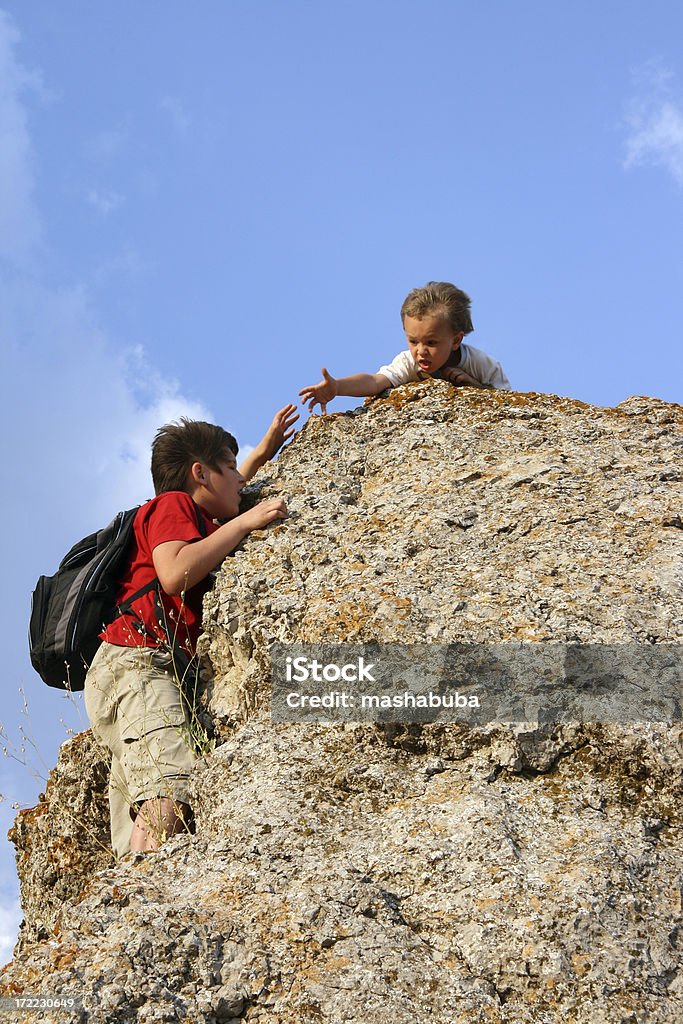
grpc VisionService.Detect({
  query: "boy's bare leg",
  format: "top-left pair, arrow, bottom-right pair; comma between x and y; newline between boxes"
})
130,797 -> 192,852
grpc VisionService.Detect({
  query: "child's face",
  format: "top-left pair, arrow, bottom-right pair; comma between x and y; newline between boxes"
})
198,450 -> 245,519
403,313 -> 464,374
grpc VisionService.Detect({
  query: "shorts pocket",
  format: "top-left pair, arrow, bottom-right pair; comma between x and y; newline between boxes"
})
117,653 -> 190,744
120,708 -> 187,744
150,648 -> 175,673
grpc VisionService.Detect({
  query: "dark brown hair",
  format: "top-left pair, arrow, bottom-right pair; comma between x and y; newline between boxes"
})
151,417 -> 238,495
401,281 -> 474,335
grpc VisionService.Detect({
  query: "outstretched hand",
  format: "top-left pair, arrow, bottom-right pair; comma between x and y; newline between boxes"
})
258,403 -> 300,462
298,367 -> 338,413
239,404 -> 300,482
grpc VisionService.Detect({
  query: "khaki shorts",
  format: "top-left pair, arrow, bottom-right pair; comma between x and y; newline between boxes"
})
84,642 -> 197,859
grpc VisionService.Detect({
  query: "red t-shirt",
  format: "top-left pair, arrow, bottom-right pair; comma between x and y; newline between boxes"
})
102,491 -> 219,655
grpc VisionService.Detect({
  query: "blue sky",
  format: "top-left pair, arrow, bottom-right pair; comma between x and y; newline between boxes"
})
1,0 -> 682,961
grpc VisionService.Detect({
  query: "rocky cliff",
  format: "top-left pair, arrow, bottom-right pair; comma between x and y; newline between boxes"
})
2,382 -> 682,1023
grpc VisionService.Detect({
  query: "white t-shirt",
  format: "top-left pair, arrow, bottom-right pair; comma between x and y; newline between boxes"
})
378,344 -> 511,390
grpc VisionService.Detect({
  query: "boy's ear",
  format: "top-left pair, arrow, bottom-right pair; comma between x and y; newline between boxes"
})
190,461 -> 206,485
453,332 -> 464,350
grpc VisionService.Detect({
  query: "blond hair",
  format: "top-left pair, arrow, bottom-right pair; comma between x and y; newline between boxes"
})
401,281 -> 474,335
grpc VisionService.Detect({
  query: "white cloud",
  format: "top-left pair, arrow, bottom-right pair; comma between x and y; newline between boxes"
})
0,279 -> 213,531
0,11 -> 213,537
624,60 -> 683,186
86,186 -> 125,216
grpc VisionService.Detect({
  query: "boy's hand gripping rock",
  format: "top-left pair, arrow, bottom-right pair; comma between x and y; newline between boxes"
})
241,497 -> 288,532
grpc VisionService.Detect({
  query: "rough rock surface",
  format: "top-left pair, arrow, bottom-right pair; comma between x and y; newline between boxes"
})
3,382 -> 682,1023
8,730 -> 112,951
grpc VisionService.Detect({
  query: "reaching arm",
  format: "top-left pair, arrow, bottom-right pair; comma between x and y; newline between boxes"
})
153,498 -> 288,595
298,367 -> 392,413
238,404 -> 300,481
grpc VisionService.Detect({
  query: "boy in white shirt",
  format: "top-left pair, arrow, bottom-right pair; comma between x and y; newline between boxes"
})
299,281 -> 510,413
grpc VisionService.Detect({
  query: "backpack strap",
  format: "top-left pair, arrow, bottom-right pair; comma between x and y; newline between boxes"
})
116,578 -> 158,617
114,500 -> 208,646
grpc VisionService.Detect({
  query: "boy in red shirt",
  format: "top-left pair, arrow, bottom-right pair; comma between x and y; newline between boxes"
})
84,406 -> 296,858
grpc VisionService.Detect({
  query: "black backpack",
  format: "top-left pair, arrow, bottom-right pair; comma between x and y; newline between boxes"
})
28,508 -> 157,691
29,500 -> 208,691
